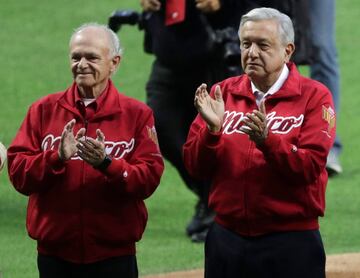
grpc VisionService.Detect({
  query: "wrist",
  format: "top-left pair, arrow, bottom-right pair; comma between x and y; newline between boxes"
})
207,124 -> 221,133
93,155 -> 112,171
58,150 -> 65,161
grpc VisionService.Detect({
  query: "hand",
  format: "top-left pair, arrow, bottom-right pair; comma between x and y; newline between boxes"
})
140,0 -> 161,12
77,129 -> 106,167
239,100 -> 268,145
194,83 -> 224,132
195,0 -> 221,13
58,119 -> 85,161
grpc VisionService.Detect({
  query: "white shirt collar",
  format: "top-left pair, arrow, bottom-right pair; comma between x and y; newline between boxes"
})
82,98 -> 96,107
251,64 -> 289,97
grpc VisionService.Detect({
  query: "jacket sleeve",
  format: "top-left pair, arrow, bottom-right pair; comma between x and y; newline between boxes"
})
7,105 -> 66,196
257,89 -> 336,184
183,114 -> 223,181
102,108 -> 164,200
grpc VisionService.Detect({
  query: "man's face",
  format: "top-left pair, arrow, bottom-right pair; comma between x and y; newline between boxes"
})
239,19 -> 294,87
69,28 -> 119,93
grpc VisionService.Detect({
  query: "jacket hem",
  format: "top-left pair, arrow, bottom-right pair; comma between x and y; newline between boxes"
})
216,215 -> 319,237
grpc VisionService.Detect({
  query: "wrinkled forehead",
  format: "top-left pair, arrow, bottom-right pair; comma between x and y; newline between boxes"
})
69,28 -> 112,55
239,19 -> 280,40
70,27 -> 110,48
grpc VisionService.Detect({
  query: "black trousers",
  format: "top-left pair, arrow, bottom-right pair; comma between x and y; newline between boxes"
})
146,60 -> 224,202
37,254 -> 138,278
205,223 -> 326,278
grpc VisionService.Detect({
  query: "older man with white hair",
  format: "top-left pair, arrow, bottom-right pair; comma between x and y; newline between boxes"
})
8,23 -> 164,278
184,7 -> 335,278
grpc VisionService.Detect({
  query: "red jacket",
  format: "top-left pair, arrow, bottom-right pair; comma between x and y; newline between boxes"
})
8,80 -> 164,263
183,63 -> 335,236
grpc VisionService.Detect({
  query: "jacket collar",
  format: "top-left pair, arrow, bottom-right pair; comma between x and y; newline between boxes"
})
229,62 -> 302,100
57,80 -> 123,119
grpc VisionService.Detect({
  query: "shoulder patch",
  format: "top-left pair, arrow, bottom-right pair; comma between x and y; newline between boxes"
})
146,125 -> 160,148
322,105 -> 336,133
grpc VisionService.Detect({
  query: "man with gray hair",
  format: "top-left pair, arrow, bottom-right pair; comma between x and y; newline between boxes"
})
184,7 -> 334,277
7,23 -> 164,277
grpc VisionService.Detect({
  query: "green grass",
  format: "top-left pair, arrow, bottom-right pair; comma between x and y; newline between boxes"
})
0,0 -> 359,277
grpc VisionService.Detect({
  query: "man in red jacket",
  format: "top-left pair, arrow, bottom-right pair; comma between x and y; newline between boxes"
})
184,7 -> 335,278
7,23 -> 164,278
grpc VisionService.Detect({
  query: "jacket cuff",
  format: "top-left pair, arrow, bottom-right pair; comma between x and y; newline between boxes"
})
256,132 -> 281,154
47,151 -> 67,172
202,127 -> 223,147
104,158 -> 126,180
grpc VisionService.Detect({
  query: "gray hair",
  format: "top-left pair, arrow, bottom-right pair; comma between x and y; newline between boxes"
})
70,22 -> 123,57
239,7 -> 294,45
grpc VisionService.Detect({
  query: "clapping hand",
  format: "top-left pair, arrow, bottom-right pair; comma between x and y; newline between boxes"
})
58,120 -> 106,167
77,129 -> 106,167
239,100 -> 268,145
58,119 -> 85,161
194,83 -> 224,132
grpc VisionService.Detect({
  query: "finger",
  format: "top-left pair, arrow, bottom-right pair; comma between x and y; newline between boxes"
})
76,149 -> 93,164
194,95 -> 199,107
77,140 -> 91,152
195,84 -> 206,98
245,112 -> 258,123
82,139 -> 100,150
246,112 -> 265,127
253,110 -> 266,122
244,121 -> 260,132
201,85 -> 209,99
75,128 -> 86,140
259,99 -> 267,115
77,142 -> 99,160
76,144 -> 92,161
65,119 -> 76,132
86,137 -> 103,149
239,126 -> 252,135
200,83 -> 207,91
60,127 -> 67,140
214,85 -> 223,102
96,129 -> 105,143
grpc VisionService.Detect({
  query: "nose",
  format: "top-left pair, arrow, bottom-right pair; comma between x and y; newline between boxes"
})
248,43 -> 260,58
78,57 -> 88,69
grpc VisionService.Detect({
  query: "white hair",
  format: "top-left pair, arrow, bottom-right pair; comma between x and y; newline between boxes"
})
239,7 -> 294,45
70,22 -> 123,57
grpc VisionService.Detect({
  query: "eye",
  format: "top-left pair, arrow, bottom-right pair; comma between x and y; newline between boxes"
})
241,41 -> 251,50
71,54 -> 81,62
259,44 -> 270,50
86,55 -> 99,61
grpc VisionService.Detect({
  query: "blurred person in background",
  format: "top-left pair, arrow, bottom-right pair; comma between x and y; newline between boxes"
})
184,7 -> 334,277
7,23 -> 164,278
309,0 -> 342,176
140,0 -> 254,242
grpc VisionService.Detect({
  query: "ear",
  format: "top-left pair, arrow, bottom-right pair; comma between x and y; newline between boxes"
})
284,42 -> 295,63
110,55 -> 121,73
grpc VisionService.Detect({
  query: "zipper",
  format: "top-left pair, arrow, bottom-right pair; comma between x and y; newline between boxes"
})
80,117 -> 88,262
243,142 -> 255,235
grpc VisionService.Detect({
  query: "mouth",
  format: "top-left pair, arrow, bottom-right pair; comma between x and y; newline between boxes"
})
77,72 -> 92,76
247,63 -> 261,67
